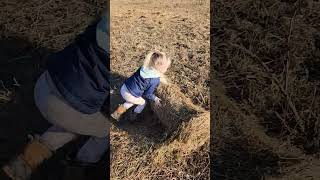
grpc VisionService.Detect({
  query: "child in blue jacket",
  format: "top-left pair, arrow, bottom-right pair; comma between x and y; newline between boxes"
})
111,50 -> 171,121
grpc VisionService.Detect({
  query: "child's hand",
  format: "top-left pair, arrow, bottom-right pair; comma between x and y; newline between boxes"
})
154,97 -> 161,106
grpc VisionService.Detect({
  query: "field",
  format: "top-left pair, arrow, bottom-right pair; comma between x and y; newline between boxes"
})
110,0 -> 210,179
212,0 -> 320,179
0,0 -> 210,180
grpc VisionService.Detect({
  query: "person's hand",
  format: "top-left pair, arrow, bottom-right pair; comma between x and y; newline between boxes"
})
154,97 -> 161,106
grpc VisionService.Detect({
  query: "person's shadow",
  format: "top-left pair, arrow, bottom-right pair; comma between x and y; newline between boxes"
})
0,36 -> 109,180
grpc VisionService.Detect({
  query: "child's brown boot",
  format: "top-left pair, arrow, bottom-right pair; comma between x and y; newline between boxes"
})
2,139 -> 52,180
111,105 -> 127,121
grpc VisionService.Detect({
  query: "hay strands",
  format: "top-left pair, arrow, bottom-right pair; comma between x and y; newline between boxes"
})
0,80 -> 12,103
228,41 -> 305,134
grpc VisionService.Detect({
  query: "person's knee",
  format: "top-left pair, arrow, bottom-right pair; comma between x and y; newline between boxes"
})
76,136 -> 109,163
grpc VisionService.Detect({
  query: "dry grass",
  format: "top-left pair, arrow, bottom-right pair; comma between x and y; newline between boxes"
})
110,80 -> 210,179
0,80 -> 12,103
0,0 -> 106,50
110,90 -> 210,180
212,0 -> 320,179
150,83 -> 205,132
110,0 -> 210,179
151,113 -> 210,180
111,0 -> 210,109
214,84 -> 304,158
0,90 -> 11,103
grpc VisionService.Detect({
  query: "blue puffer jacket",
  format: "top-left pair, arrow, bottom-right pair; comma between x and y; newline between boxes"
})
124,67 -> 160,101
47,13 -> 110,114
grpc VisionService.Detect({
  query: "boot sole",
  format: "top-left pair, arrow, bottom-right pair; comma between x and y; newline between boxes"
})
110,113 -> 120,121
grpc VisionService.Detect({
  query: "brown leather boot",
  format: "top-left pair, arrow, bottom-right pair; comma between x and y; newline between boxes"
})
110,105 -> 127,121
2,139 -> 52,180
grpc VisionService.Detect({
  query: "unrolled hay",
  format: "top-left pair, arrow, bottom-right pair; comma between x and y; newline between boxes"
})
153,112 -> 210,163
150,112 -> 210,179
150,83 -> 206,133
0,90 -> 12,103
213,79 -> 305,158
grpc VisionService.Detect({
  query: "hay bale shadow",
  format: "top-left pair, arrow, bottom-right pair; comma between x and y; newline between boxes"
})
213,138 -> 280,180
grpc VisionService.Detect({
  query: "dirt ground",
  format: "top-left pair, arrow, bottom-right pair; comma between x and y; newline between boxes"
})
110,0 -> 210,179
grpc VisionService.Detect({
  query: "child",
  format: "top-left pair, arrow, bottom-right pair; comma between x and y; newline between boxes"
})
111,50 -> 171,121
2,8 -> 110,180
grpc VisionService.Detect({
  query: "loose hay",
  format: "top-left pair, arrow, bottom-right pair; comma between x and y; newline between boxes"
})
213,0 -> 320,178
0,90 -> 11,103
213,0 -> 320,152
0,0 -> 106,50
111,113 -> 210,180
111,83 -> 210,180
150,83 -> 205,133
110,1 -> 210,179
216,90 -> 304,158
151,112 -> 210,180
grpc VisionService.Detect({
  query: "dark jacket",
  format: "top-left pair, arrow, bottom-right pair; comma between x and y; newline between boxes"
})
124,67 -> 160,101
47,18 -> 110,114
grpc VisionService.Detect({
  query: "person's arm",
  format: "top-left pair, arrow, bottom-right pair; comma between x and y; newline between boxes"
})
143,79 -> 160,101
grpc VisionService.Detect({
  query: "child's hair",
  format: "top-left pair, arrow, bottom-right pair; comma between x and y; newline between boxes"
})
143,50 -> 171,84
143,50 -> 170,69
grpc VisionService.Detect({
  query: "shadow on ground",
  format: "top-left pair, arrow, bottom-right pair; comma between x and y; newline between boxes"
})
212,139 -> 280,180
109,73 -> 167,143
211,115 -> 281,180
109,70 -> 205,146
